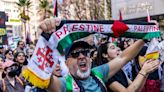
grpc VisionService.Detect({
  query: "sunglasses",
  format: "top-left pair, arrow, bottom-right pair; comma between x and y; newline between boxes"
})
69,49 -> 90,58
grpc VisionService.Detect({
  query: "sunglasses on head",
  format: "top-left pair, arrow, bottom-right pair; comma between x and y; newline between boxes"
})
69,49 -> 90,58
6,65 -> 18,71
8,52 -> 13,55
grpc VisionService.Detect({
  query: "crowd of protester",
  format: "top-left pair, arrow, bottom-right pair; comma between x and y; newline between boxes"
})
0,41 -> 33,92
0,18 -> 164,92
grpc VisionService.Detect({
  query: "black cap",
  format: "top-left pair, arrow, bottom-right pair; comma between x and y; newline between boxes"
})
65,41 -> 91,59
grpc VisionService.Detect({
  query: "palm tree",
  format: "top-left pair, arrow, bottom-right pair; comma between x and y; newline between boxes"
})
38,0 -> 52,20
16,0 -> 32,42
26,0 -> 32,44
16,0 -> 32,22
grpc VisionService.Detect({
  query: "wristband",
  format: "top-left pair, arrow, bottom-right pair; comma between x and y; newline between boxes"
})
139,72 -> 147,78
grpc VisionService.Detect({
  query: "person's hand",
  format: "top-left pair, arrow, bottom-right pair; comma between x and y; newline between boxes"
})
140,59 -> 160,76
38,18 -> 61,34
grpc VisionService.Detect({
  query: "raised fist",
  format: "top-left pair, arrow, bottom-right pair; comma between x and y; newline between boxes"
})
38,18 -> 61,34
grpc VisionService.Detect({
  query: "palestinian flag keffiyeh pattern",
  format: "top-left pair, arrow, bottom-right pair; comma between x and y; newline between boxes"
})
22,20 -> 161,88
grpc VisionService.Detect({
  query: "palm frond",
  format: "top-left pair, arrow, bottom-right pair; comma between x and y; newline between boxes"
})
39,0 -> 49,9
47,9 -> 52,14
26,0 -> 32,7
15,2 -> 22,7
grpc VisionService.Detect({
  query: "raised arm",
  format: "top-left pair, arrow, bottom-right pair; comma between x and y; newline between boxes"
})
47,76 -> 61,92
108,40 -> 145,78
126,59 -> 159,92
108,59 -> 159,92
38,18 -> 62,92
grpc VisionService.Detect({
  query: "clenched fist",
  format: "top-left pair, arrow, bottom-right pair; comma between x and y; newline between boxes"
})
38,18 -> 61,34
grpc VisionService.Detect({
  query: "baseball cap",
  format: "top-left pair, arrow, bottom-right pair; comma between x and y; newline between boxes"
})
3,60 -> 18,70
2,60 -> 18,78
65,41 -> 91,59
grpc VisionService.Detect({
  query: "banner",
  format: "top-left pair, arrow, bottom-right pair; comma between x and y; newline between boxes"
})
54,20 -> 161,53
23,20 -> 161,88
23,36 -> 58,88
0,11 -> 7,45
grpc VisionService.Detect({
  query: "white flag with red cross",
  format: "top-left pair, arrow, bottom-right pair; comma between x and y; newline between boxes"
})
22,36 -> 59,88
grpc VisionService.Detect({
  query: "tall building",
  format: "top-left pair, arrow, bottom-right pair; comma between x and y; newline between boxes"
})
0,0 -> 46,45
0,0 -> 21,35
111,0 -> 164,31
0,0 -> 22,48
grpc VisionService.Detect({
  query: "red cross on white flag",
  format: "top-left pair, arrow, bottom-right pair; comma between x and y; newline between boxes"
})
36,46 -> 54,71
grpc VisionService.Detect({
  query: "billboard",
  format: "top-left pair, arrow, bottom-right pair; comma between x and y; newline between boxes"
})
111,0 -> 164,20
0,11 -> 7,45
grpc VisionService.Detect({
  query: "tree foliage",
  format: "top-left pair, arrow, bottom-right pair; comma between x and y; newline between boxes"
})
38,0 -> 52,20
16,0 -> 32,21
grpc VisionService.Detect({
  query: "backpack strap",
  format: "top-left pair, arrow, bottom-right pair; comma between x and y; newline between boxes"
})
2,79 -> 6,92
72,75 -> 85,92
71,71 -> 107,92
91,72 -> 107,92
15,76 -> 24,86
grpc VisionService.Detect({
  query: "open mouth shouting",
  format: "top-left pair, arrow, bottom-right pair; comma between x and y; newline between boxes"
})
78,60 -> 89,72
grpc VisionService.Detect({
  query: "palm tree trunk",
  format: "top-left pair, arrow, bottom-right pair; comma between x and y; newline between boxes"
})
27,7 -> 30,44
23,7 -> 27,43
24,21 -> 26,43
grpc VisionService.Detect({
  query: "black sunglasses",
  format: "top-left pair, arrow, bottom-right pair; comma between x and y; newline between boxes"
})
6,65 -> 18,71
69,49 -> 90,58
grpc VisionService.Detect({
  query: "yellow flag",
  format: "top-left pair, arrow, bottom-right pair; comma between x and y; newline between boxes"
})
139,51 -> 159,63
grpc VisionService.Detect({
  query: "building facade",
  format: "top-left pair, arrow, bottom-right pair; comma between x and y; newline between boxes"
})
111,0 -> 164,32
0,0 -> 22,48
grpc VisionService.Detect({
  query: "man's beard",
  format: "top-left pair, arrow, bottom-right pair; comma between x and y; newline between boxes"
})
76,64 -> 91,79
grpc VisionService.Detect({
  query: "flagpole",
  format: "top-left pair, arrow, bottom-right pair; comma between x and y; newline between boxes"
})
147,9 -> 150,22
119,9 -> 123,20
53,0 -> 58,17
